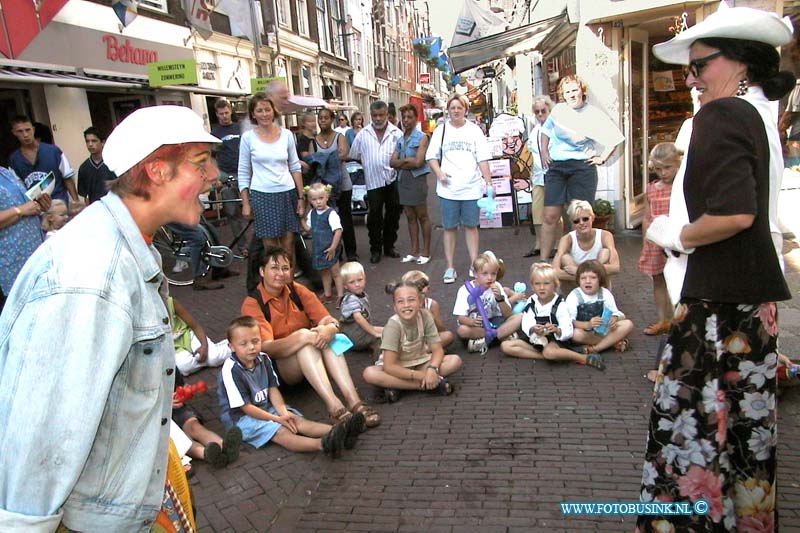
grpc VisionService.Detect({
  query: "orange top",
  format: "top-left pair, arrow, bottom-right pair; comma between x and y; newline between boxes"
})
241,282 -> 330,341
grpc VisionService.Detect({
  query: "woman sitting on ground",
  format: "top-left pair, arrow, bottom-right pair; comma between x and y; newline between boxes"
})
241,245 -> 381,428
552,199 -> 620,284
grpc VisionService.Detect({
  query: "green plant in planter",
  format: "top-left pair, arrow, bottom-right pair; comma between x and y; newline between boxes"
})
593,199 -> 615,216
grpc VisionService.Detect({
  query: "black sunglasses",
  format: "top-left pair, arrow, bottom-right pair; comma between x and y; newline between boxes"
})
572,216 -> 591,224
683,51 -> 724,80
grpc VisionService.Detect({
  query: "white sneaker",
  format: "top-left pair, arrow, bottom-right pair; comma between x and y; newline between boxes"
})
401,254 -> 418,263
172,260 -> 189,273
416,256 -> 430,265
468,337 -> 487,354
443,268 -> 457,284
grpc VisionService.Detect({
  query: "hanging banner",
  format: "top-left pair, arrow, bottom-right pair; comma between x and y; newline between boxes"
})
450,0 -> 506,49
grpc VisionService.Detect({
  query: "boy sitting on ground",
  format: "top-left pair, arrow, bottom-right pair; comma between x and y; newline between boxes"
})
218,316 -> 364,458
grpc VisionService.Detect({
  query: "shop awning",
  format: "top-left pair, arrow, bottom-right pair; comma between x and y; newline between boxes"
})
447,12 -> 568,74
0,59 -> 249,96
0,60 -> 143,89
582,0 -> 713,25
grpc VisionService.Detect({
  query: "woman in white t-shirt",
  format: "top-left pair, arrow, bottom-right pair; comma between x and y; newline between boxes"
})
426,94 -> 492,284
238,93 -> 305,262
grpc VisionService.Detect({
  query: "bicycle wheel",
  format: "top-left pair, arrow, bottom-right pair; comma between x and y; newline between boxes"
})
152,226 -> 196,286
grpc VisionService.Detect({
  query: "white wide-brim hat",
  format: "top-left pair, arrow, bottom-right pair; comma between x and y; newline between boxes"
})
104,105 -> 220,176
653,6 -> 793,65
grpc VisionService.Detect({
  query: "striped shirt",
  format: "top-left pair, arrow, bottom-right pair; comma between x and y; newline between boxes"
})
348,123 -> 403,190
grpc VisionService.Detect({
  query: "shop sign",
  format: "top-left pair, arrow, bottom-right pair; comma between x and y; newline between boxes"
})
104,35 -> 159,65
199,61 -> 218,81
419,73 -> 430,84
251,76 -> 286,93
148,60 -> 198,87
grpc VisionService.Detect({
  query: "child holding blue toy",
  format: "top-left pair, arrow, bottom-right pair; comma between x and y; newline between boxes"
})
453,252 -> 521,354
565,260 -> 633,356
501,263 -> 604,370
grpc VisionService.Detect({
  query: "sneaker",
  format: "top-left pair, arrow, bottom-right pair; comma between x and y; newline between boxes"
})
321,422 -> 347,459
343,411 -> 366,450
443,268 -> 457,284
204,442 -> 227,468
468,337 -> 487,354
222,426 -> 243,465
172,260 -> 189,273
401,254 -> 418,263
416,256 -> 430,265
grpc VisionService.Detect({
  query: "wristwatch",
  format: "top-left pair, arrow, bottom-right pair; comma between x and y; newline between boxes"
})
427,365 -> 439,372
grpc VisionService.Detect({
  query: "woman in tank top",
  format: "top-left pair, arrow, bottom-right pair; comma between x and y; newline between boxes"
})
552,199 -> 620,284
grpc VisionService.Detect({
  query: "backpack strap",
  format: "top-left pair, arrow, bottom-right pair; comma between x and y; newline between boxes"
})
248,283 -> 305,324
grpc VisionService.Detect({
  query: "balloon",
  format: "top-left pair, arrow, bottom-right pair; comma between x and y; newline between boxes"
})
464,281 -> 497,343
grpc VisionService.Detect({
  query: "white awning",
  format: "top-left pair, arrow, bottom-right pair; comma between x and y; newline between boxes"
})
582,0 -> 713,25
448,12 -> 568,74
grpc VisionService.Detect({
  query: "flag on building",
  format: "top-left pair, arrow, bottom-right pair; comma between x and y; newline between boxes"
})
219,0 -> 255,43
112,0 -> 139,27
450,0 -> 506,48
182,0 -> 215,40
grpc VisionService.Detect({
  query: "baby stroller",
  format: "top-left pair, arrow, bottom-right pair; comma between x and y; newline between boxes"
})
347,161 -> 368,222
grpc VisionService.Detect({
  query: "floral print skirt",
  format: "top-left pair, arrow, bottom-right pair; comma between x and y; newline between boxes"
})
638,300 -> 779,532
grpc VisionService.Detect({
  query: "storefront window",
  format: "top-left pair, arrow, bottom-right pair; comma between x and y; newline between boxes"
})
139,0 -> 168,14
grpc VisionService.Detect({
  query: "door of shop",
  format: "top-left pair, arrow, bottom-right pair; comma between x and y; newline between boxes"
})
623,27 -> 649,228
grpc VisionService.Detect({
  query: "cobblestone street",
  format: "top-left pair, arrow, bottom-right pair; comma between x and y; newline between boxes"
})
174,197 -> 800,532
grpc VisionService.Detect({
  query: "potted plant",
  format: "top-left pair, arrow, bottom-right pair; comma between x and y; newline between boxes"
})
592,199 -> 615,230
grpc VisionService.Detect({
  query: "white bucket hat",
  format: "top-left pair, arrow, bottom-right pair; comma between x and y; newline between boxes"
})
653,6 -> 793,65
104,105 -> 220,176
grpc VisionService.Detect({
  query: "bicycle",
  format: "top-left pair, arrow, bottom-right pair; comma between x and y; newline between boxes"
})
153,177 -> 252,286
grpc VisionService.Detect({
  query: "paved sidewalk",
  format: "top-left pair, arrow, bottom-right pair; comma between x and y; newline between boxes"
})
173,211 -> 800,532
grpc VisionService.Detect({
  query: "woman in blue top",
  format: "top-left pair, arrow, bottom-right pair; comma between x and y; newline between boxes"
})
538,75 -> 624,261
238,93 -> 305,263
0,167 -> 50,311
390,104 -> 432,264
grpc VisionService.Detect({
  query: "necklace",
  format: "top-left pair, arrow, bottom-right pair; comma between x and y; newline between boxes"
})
317,131 -> 334,147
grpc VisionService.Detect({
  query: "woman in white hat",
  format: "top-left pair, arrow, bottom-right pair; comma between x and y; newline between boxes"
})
639,7 -> 794,531
0,105 -> 220,531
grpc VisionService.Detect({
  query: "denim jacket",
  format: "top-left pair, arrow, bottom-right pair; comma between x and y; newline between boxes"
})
394,129 -> 431,178
0,192 -> 174,532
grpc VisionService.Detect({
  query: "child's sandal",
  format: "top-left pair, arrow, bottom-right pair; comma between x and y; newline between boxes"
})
614,338 -> 630,352
384,388 -> 400,403
582,345 -> 597,355
584,353 -> 606,371
430,377 -> 454,396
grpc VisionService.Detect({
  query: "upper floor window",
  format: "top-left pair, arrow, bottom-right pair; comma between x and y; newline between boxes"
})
350,29 -> 362,72
297,0 -> 309,36
316,0 -> 332,53
277,0 -> 291,27
139,0 -> 168,14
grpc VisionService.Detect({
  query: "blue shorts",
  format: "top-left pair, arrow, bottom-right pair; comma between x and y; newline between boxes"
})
543,159 -> 598,207
235,405 -> 303,448
439,197 -> 480,229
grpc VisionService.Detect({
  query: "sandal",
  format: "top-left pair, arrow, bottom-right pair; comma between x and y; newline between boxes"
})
582,345 -> 597,355
330,407 -> 352,425
614,338 -> 630,352
349,401 -> 381,428
643,321 -> 670,336
430,377 -> 454,396
645,369 -> 660,383
385,388 -> 400,403
584,353 -> 606,371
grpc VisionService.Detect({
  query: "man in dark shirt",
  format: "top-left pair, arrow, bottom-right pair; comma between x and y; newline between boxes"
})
211,98 -> 247,254
9,115 -> 78,205
77,127 -> 116,204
